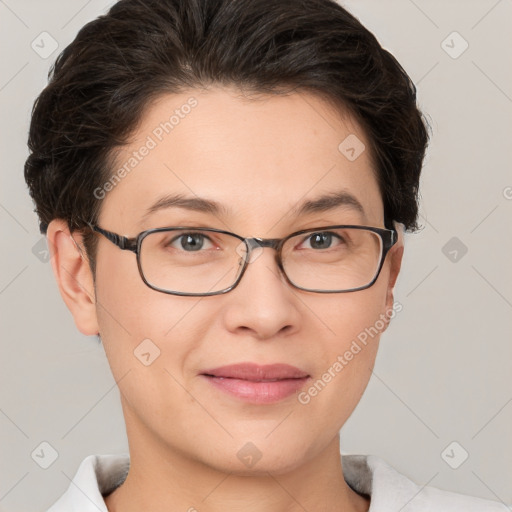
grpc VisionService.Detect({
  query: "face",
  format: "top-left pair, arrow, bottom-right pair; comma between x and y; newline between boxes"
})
51,86 -> 403,475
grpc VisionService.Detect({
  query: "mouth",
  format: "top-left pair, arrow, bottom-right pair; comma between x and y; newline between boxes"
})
199,363 -> 311,404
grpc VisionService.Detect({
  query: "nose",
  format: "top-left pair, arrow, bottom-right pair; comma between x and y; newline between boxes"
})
221,245 -> 302,340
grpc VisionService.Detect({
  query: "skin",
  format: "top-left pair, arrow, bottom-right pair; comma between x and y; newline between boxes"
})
47,86 -> 404,512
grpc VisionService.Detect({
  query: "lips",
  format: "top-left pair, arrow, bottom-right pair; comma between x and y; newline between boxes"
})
200,363 -> 310,404
201,362 -> 309,381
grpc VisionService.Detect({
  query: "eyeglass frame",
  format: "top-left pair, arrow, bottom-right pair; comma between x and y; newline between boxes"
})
85,222 -> 398,296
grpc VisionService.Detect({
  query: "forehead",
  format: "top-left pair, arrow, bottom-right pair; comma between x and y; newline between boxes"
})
100,86 -> 384,232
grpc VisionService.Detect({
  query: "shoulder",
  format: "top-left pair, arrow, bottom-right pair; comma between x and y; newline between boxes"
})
342,454 -> 508,511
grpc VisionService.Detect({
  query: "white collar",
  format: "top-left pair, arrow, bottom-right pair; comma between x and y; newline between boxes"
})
46,453 -> 504,511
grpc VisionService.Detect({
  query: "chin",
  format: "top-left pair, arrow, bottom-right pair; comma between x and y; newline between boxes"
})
194,437 -> 314,476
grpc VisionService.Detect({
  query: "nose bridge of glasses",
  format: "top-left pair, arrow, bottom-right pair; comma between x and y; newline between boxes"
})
250,237 -> 281,250
238,237 -> 282,266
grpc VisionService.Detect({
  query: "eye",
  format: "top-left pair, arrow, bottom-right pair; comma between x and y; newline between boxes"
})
167,232 -> 215,252
300,231 -> 346,250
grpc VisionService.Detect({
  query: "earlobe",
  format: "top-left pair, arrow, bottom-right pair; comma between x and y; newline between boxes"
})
46,219 -> 100,336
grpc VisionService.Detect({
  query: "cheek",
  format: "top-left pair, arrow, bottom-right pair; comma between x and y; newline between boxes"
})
296,283 -> 388,424
93,255 -> 211,432
94,250 -> 151,342
93,250 -> 205,374
305,276 -> 388,355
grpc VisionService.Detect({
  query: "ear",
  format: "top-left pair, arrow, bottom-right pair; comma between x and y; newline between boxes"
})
46,219 -> 99,336
382,222 -> 404,330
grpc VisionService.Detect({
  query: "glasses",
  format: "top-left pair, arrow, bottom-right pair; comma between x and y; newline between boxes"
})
87,223 -> 397,296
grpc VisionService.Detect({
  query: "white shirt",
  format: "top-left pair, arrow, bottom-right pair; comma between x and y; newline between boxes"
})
46,453 -> 507,511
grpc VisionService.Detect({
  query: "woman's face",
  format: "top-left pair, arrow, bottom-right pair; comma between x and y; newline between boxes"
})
75,87 -> 402,474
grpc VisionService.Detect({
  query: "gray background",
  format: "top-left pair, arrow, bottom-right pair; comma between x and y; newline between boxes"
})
1,0 -> 511,510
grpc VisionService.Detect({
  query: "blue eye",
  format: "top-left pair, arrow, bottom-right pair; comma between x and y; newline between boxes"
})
167,232 -> 215,252
301,232 -> 345,250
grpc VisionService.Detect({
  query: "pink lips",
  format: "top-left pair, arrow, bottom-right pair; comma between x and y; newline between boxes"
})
200,363 -> 310,404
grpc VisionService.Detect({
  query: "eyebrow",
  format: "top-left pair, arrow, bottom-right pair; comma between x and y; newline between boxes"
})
290,190 -> 366,219
140,189 -> 366,224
